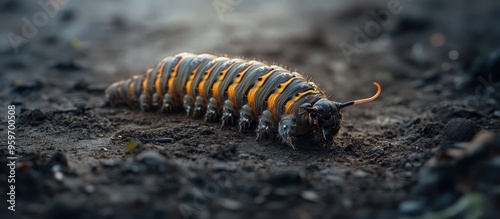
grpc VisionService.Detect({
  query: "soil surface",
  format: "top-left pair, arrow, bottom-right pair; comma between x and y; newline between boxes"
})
1,0 -> 499,218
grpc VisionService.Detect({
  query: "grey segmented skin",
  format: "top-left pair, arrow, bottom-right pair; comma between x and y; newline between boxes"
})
105,52 -> 350,148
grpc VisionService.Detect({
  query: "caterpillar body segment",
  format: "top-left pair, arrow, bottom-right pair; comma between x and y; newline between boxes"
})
105,52 -> 382,148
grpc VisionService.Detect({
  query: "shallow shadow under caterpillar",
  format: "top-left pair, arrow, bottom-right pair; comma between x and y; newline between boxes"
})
105,52 -> 381,148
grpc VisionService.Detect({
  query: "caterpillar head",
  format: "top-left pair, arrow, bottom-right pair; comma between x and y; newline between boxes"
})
299,100 -> 342,143
299,82 -> 381,142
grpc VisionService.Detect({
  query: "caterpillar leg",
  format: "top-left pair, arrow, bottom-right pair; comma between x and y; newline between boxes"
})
193,96 -> 205,118
221,99 -> 237,127
183,95 -> 194,116
256,110 -> 273,141
161,93 -> 175,113
205,97 -> 219,122
278,117 -> 297,149
139,94 -> 149,111
152,93 -> 161,109
238,104 -> 254,132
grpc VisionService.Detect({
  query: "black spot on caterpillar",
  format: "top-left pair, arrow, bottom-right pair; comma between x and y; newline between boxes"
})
105,52 -> 381,148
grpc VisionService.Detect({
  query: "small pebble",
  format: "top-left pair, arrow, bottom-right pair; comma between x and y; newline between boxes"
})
238,153 -> 250,159
136,151 -> 168,166
275,161 -> 286,166
399,200 -> 424,216
319,169 -> 331,175
84,185 -> 96,194
100,159 -> 119,167
155,137 -> 174,143
53,172 -> 63,181
52,165 -> 64,181
341,198 -> 353,208
300,191 -> 320,202
325,175 -> 345,184
448,50 -> 459,60
254,195 -> 266,204
443,118 -> 476,141
217,198 -> 242,210
110,134 -> 122,140
121,160 -> 141,174
492,110 -> 500,118
353,170 -> 367,178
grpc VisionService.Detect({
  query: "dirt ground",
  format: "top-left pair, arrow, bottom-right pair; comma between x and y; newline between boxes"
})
1,0 -> 499,218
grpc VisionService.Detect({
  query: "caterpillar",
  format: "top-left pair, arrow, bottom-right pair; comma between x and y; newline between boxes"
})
105,52 -> 381,148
